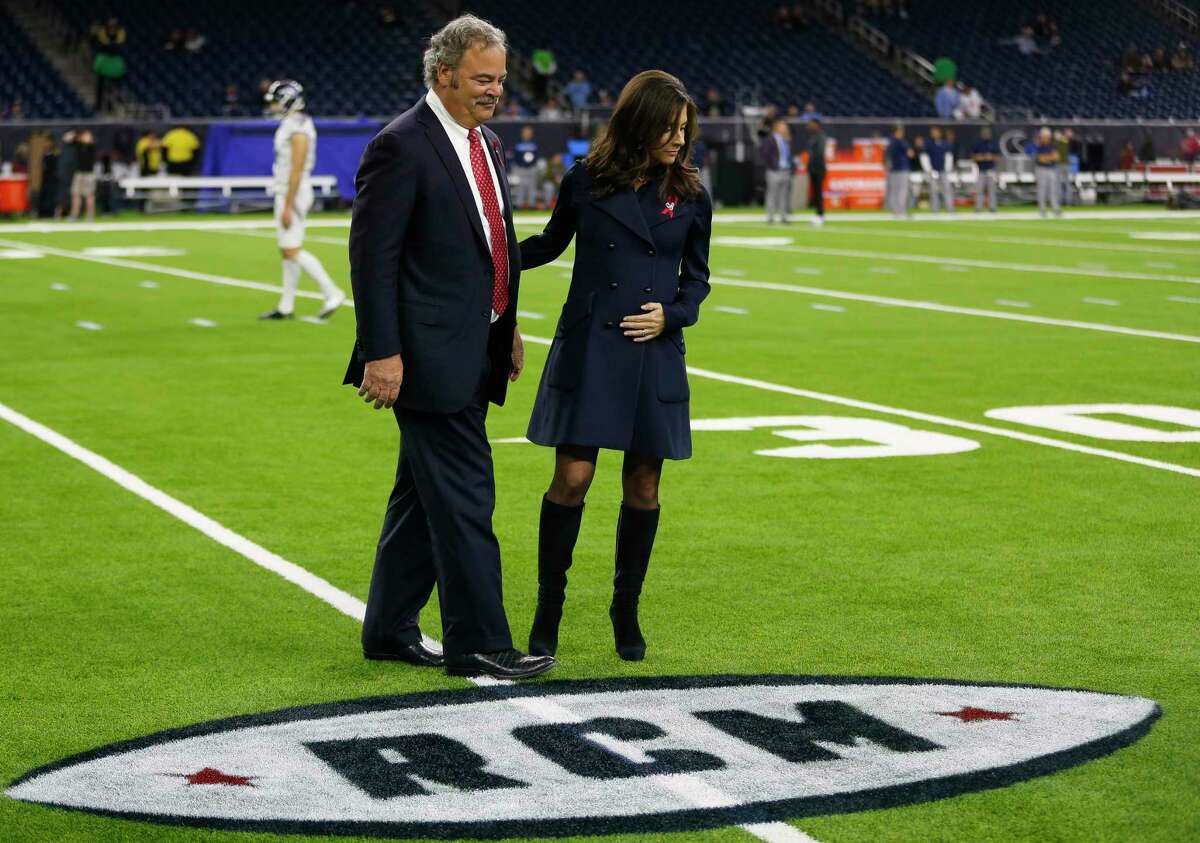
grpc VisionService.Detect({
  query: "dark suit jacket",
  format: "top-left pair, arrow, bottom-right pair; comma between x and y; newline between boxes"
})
760,134 -> 789,170
520,163 -> 711,459
343,96 -> 520,414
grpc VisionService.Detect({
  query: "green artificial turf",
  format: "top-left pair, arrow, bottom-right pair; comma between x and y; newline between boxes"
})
0,208 -> 1197,842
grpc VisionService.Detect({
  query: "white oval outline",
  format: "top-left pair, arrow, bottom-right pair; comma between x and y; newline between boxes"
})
6,674 -> 1160,839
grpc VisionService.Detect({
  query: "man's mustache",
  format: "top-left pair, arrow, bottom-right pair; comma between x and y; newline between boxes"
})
475,97 -> 499,106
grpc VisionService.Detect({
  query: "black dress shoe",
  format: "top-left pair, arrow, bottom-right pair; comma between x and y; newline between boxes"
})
445,648 -> 556,680
258,309 -> 293,320
363,642 -> 444,667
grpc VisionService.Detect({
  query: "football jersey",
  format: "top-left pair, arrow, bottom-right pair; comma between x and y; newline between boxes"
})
273,113 -> 316,193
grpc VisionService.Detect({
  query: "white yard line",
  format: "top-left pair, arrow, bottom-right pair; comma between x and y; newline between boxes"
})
0,401 -> 369,622
0,237 -> 295,298
12,241 -> 1198,477
1168,295 -> 1200,304
703,275 -> 1200,344
716,241 -> 1200,287
821,226 -> 1200,257
0,400 -> 819,843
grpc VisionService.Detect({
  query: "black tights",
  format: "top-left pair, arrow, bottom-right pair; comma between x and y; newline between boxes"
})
545,445 -> 662,510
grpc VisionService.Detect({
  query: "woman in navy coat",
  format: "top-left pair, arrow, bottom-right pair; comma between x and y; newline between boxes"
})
519,70 -> 711,662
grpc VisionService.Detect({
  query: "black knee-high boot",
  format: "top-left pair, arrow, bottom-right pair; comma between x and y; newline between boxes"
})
527,496 -> 585,657
610,503 -> 660,661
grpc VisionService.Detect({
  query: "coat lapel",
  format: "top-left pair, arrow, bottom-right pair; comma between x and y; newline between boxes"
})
416,97 -> 489,256
592,188 -> 655,248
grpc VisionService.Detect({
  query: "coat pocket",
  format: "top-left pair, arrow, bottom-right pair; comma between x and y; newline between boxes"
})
555,291 -> 595,337
657,332 -> 689,403
402,301 -> 448,327
547,292 -> 595,391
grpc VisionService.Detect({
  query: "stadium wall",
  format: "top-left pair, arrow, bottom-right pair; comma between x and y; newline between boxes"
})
2,117 -> 1197,204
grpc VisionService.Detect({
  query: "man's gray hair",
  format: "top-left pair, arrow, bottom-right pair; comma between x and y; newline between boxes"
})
423,14 -> 508,88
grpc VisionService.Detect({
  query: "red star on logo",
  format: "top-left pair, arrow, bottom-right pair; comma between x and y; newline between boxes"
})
937,706 -> 1018,723
174,767 -> 256,787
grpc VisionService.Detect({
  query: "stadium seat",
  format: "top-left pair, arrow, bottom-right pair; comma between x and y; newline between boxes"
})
863,0 -> 1199,119
0,9 -> 91,118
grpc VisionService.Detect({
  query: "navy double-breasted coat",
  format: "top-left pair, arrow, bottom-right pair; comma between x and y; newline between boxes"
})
521,162 -> 712,460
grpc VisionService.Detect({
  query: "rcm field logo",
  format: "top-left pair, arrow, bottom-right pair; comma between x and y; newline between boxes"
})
7,675 -> 1158,838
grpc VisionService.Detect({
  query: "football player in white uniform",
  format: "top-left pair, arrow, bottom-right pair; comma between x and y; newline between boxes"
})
259,80 -> 346,320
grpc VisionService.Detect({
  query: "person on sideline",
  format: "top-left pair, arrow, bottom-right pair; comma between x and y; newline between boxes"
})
762,118 -> 793,223
884,124 -> 911,218
517,70 -> 712,662
925,125 -> 954,213
258,80 -> 346,321
1034,126 -> 1061,218
971,125 -> 1000,212
344,15 -> 555,681
806,116 -> 827,226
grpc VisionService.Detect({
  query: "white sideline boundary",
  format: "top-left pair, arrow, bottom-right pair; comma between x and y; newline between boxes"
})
6,239 -> 1197,478
0,401 -> 817,843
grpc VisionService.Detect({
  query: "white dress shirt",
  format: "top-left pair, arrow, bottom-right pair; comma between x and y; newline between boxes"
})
426,89 -> 508,323
425,88 -> 506,252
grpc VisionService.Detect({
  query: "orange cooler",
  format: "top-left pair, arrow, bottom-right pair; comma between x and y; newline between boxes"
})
0,176 -> 29,213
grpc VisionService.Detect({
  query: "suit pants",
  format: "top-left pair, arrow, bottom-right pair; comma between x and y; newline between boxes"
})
1036,168 -> 1060,216
1057,164 -> 1073,205
930,171 -> 954,212
765,169 -> 792,221
975,171 -> 997,212
362,354 -> 513,658
809,169 -> 826,216
886,172 -> 910,216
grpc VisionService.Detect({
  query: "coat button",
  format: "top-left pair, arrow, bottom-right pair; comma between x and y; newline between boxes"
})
642,286 -> 652,293
647,249 -> 656,256
481,310 -> 489,318
609,281 -> 618,289
604,320 -> 614,328
607,242 -> 615,250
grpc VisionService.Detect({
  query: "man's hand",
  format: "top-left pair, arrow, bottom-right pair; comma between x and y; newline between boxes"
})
510,326 -> 525,382
621,302 -> 666,343
359,353 -> 404,409
280,205 -> 294,229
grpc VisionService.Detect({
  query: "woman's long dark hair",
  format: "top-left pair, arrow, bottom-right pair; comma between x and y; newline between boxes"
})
585,70 -> 702,202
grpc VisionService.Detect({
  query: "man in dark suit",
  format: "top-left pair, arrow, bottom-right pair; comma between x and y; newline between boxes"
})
344,14 -> 555,681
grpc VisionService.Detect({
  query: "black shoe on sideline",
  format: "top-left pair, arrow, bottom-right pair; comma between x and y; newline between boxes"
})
258,309 -> 293,320
445,649 -> 556,680
363,641 -> 444,667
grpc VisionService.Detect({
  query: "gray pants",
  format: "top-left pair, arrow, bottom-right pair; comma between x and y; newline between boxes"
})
1057,164 -> 1072,206
886,171 -> 910,217
975,170 -> 997,212
930,171 -> 954,212
511,166 -> 537,210
1036,168 -> 1060,216
765,169 -> 792,221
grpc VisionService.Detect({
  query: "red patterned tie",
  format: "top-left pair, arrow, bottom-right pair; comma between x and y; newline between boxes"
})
468,129 -> 509,317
